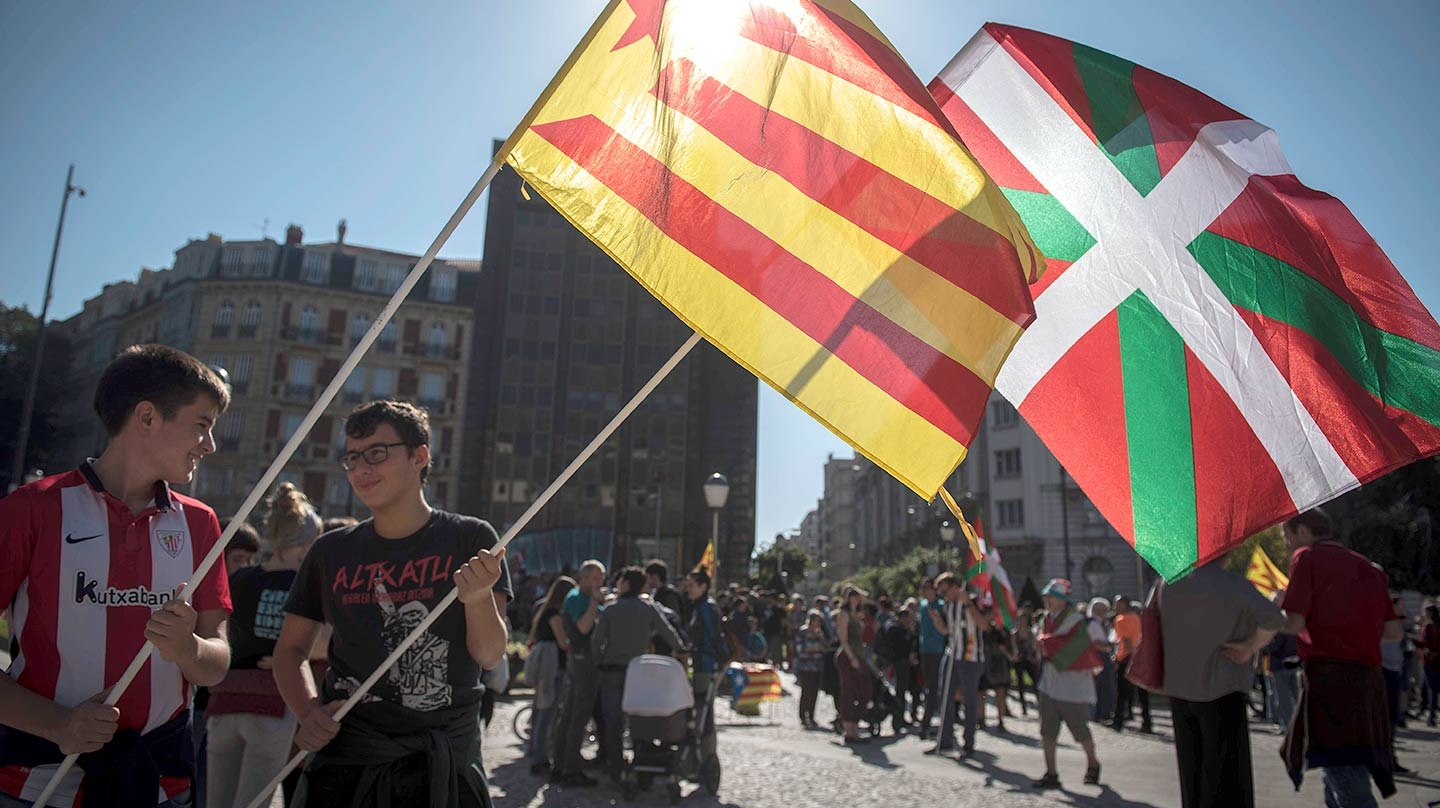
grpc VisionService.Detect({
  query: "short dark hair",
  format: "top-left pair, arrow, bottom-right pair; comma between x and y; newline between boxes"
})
644,558 -> 668,584
688,567 -> 711,591
221,519 -> 261,554
619,566 -> 647,595
1285,508 -> 1333,538
94,344 -> 230,436
345,400 -> 431,482
323,516 -> 359,532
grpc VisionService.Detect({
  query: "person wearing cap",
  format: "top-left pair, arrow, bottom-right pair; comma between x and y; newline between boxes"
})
1031,578 -> 1104,790
833,584 -> 873,745
206,483 -> 324,808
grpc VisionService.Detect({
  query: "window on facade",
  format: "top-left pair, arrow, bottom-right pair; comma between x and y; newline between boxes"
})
994,448 -> 1022,478
298,305 -> 320,337
351,313 -> 371,341
996,499 -> 1025,529
990,400 -> 1019,428
232,354 -> 254,385
214,302 -> 235,327
239,302 -> 262,330
218,466 -> 236,496
427,322 -> 446,352
250,248 -> 271,274
328,477 -> 350,507
371,367 -> 396,396
382,265 -> 406,294
288,356 -> 315,388
420,371 -> 444,404
357,260 -> 379,291
431,268 -> 456,302
221,413 -> 244,442
379,321 -> 397,348
222,248 -> 245,275
281,414 -> 304,442
343,368 -> 367,401
302,252 -> 328,283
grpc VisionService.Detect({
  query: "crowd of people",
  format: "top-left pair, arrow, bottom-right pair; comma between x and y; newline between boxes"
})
1,342 -> 1439,808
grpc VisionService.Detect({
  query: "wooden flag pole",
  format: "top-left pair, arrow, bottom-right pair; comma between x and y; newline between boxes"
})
30,156 -> 508,808
244,331 -> 705,808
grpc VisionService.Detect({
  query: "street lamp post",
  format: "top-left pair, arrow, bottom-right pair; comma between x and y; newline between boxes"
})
1059,463 -> 1074,581
10,165 -> 84,492
703,472 -> 729,583
938,520 -> 956,572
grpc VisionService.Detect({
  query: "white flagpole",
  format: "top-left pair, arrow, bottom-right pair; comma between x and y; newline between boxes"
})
935,599 -> 960,748
30,156 -> 507,808
244,330 -> 705,808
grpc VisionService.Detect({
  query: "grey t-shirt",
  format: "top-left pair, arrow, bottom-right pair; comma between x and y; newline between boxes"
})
1159,562 -> 1283,703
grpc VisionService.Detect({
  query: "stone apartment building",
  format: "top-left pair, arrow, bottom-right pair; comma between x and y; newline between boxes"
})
51,223 -> 480,520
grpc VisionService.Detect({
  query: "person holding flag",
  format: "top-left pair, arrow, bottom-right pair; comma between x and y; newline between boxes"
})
1032,579 -> 1104,790
271,401 -> 511,807
925,572 -> 986,759
0,345 -> 234,807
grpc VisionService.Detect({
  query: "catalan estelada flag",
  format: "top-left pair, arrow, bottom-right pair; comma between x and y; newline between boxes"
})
931,24 -> 1440,580
503,0 -> 1041,499
1245,546 -> 1289,599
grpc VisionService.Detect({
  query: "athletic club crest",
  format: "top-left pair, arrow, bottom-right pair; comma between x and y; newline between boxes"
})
156,530 -> 186,558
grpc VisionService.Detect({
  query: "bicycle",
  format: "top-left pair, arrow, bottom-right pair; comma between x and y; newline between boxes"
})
512,702 -> 598,751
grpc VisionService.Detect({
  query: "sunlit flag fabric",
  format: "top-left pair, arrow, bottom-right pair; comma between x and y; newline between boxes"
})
929,24 -> 1440,580
1245,546 -> 1290,599
504,0 -> 1041,498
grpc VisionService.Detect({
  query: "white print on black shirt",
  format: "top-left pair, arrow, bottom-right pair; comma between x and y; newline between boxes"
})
375,580 -> 452,710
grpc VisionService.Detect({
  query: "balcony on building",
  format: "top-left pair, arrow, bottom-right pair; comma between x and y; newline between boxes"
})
281,326 -> 325,345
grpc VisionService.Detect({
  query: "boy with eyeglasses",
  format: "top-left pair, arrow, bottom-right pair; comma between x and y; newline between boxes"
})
271,400 -> 511,807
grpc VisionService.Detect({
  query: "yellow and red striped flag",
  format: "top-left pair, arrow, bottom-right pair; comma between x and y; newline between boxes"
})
504,0 -> 1041,499
699,540 -> 717,578
1245,546 -> 1289,598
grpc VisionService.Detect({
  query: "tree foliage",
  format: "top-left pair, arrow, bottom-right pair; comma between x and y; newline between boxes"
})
750,542 -> 812,593
0,302 -> 72,491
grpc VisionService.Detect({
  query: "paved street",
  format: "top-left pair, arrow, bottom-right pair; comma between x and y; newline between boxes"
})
482,672 -> 1440,808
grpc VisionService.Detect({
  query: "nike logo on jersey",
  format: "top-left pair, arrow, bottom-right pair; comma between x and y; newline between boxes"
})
65,532 -> 103,544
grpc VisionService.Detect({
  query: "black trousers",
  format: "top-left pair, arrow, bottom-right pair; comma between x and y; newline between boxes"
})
1170,691 -> 1253,808
1114,659 -> 1152,726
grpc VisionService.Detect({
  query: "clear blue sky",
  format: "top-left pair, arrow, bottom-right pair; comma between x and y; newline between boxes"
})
2,0 -> 1437,553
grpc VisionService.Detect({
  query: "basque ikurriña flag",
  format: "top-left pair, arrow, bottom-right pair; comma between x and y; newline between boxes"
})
503,1 -> 1041,501
929,24 -> 1440,580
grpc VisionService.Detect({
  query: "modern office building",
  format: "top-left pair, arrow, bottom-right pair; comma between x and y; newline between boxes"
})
459,143 -> 759,579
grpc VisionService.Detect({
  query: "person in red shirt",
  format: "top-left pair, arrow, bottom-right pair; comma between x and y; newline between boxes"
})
0,345 -> 234,807
1277,508 -> 1403,808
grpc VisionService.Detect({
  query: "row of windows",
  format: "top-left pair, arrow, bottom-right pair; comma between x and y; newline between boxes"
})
211,302 -> 452,349
205,354 -> 256,387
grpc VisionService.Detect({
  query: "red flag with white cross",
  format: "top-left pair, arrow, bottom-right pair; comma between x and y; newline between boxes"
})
930,24 -> 1440,580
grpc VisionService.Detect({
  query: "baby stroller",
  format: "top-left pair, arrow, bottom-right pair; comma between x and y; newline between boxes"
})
620,654 -> 722,804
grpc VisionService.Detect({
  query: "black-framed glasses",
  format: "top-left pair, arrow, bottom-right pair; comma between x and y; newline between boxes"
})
339,442 -> 413,471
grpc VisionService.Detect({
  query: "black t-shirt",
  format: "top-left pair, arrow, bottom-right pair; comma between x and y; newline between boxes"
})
534,606 -> 561,643
229,566 -> 299,668
285,510 -> 513,711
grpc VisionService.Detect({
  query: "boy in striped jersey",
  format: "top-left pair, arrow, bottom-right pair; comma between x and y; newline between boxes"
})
0,345 -> 234,807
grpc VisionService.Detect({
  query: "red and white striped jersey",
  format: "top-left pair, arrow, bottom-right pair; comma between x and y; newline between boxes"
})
0,462 -> 233,807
